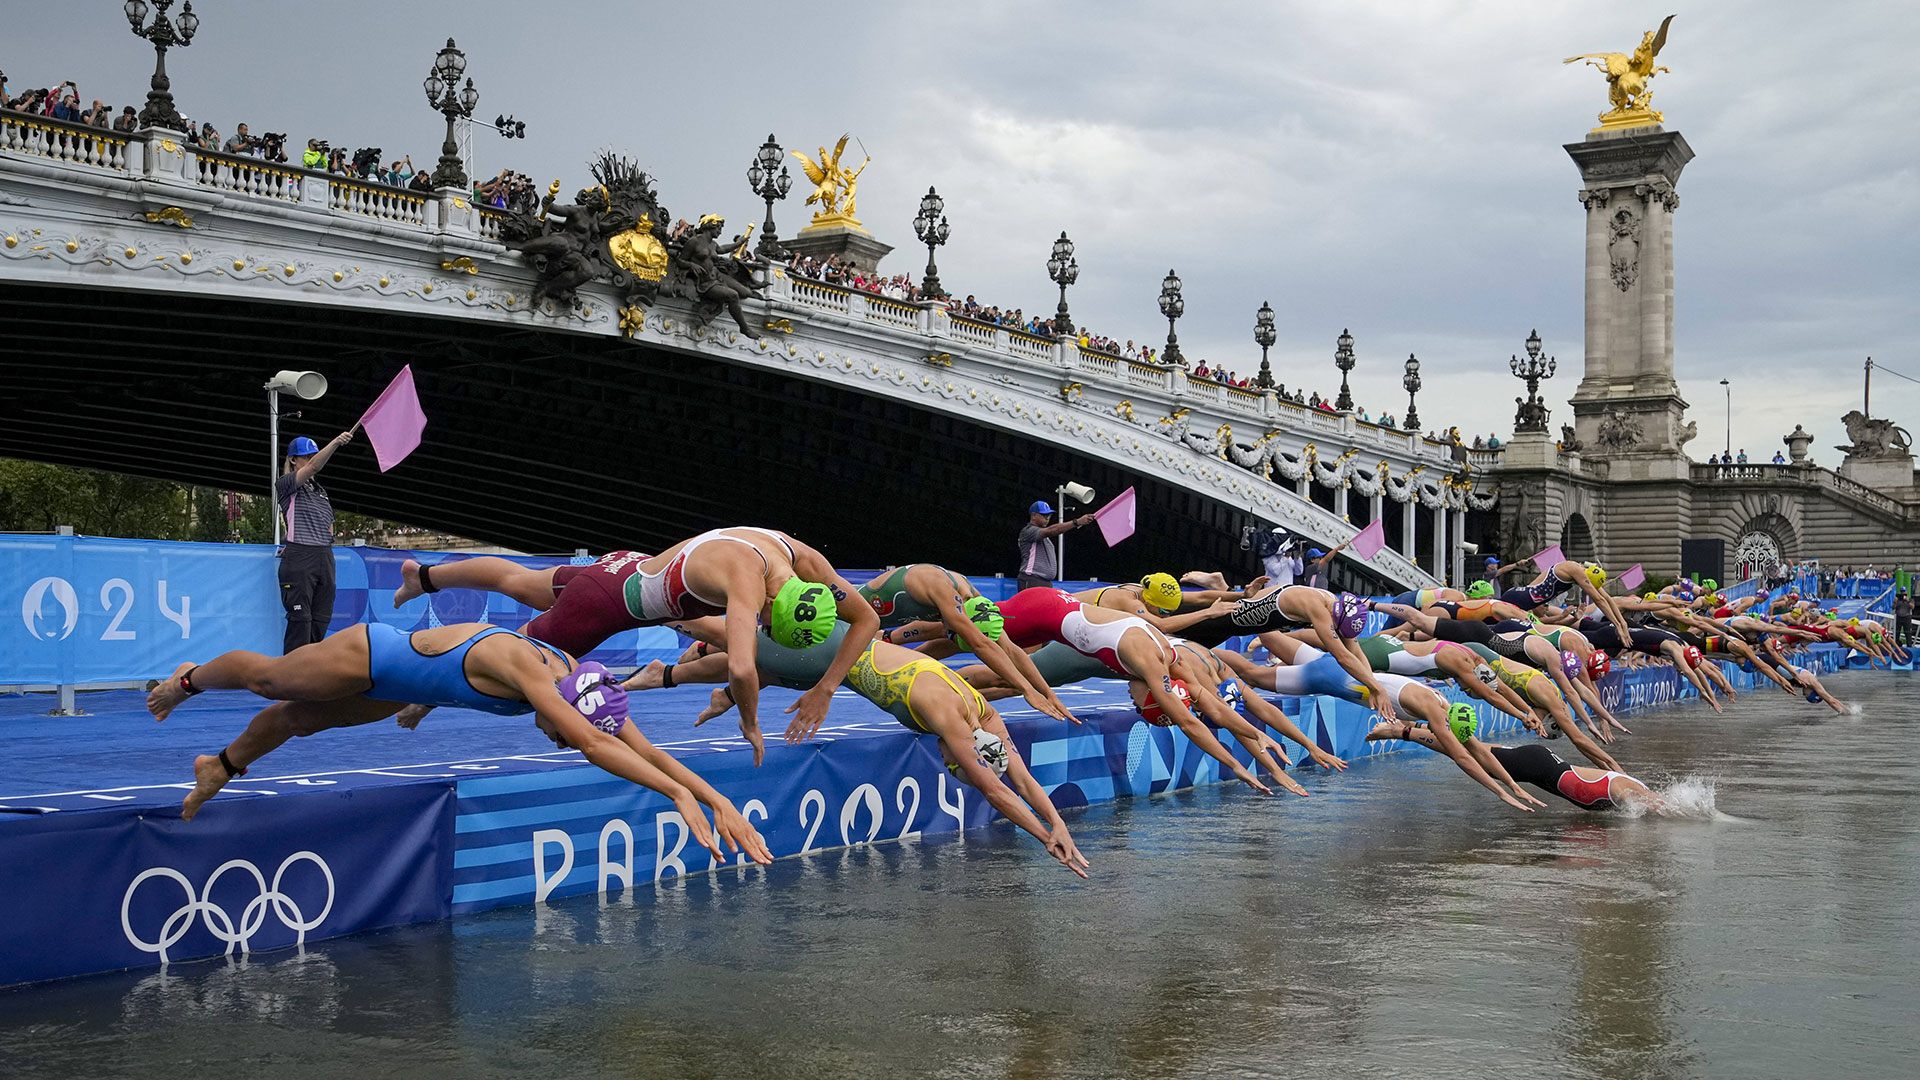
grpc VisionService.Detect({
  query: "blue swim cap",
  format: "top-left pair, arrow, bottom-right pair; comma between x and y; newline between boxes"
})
287,436 -> 320,457
1806,690 -> 1822,704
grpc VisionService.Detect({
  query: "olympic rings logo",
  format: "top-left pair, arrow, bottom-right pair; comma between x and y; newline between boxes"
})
120,851 -> 336,963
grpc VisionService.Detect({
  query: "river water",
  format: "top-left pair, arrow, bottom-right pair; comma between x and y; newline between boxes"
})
2,673 -> 1914,1079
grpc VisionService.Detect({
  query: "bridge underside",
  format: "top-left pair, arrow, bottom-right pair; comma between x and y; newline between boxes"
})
2,282 -> 1363,585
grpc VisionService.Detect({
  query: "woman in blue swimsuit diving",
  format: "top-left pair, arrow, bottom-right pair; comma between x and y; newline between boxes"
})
144,623 -> 771,866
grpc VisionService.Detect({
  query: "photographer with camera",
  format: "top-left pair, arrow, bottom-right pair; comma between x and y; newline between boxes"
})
112,105 -> 137,133
407,167 -> 434,193
255,131 -> 289,163
350,146 -> 382,181
303,138 -> 327,170
386,155 -> 415,187
223,122 -> 257,156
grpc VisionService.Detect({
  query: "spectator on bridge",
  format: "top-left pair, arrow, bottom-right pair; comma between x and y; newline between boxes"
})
223,123 -> 257,156
1487,433 -> 1502,448
276,429 -> 356,654
1016,500 -> 1092,591
1737,449 -> 1749,465
408,167 -> 434,193
303,139 -> 326,169
191,121 -> 220,151
112,105 -> 137,133
1772,450 -> 1787,464
48,82 -> 82,122
80,99 -> 110,128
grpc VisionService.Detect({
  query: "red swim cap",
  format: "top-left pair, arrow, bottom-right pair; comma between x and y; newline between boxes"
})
1139,679 -> 1191,727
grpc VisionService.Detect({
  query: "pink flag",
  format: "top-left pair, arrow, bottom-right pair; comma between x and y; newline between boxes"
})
358,365 -> 427,472
1092,486 -> 1137,546
1619,564 -> 1646,590
1532,543 -> 1566,570
1350,518 -> 1386,561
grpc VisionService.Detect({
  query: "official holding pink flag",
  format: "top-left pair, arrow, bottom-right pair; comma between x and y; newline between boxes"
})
274,365 -> 428,654
276,428 -> 354,653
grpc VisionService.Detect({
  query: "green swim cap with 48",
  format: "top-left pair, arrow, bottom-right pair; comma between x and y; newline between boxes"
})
1446,701 -> 1477,743
950,595 -> 1005,644
770,578 -> 837,648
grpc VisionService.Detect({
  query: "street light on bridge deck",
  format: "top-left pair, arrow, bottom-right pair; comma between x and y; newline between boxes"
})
1157,270 -> 1185,367
912,187 -> 950,299
124,0 -> 199,132
1253,302 -> 1277,390
424,39 -> 478,190
1047,232 -> 1079,337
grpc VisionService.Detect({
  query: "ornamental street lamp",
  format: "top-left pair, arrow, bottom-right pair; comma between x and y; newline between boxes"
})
1721,377 -> 1732,458
747,134 -> 792,259
1157,269 -> 1185,366
1047,232 -> 1079,336
423,38 -> 478,190
1334,328 -> 1356,411
1253,301 -> 1277,389
913,186 -> 950,298
124,0 -> 199,131
1509,328 -> 1556,432
1402,353 -> 1423,432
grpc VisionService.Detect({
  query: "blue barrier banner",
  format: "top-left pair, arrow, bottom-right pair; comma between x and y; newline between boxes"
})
4,535 -> 282,686
0,782 -> 452,986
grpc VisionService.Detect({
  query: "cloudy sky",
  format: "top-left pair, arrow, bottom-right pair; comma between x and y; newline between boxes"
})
11,2 -> 1915,462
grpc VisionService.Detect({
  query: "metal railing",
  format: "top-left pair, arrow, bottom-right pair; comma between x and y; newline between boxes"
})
0,109 -> 130,171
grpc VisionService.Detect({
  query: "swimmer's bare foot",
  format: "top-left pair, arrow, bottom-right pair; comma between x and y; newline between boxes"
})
393,559 -> 425,607
148,662 -> 197,721
181,753 -> 234,821
395,704 -> 434,730
624,660 -> 668,692
1366,719 -> 1409,742
695,686 -> 736,725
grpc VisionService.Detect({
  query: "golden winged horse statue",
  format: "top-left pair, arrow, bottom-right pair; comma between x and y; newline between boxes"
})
792,134 -> 871,226
1565,15 -> 1676,128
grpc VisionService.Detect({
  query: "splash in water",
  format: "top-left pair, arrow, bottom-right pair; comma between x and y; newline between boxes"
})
1619,773 -> 1721,819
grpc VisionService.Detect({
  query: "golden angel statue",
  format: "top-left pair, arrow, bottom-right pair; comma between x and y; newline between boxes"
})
792,134 -> 870,225
1565,14 -> 1676,128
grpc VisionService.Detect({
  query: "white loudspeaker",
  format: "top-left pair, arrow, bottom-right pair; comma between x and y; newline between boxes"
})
1061,481 -> 1096,504
264,370 -> 328,400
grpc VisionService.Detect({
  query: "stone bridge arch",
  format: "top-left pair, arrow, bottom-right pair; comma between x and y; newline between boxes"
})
1559,511 -> 1597,561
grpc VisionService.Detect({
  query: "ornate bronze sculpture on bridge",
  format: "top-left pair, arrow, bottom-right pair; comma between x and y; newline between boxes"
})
659,214 -> 768,337
498,153 -> 765,333
1565,14 -> 1676,130
498,154 -> 671,309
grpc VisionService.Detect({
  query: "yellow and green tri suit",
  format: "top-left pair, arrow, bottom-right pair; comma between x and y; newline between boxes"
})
1466,642 -> 1550,701
753,621 -> 989,735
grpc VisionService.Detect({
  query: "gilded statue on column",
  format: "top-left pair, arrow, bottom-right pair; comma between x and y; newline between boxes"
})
1565,14 -> 1676,130
791,134 -> 869,229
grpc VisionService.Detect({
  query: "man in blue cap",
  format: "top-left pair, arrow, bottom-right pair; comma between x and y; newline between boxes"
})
276,429 -> 354,653
1016,500 -> 1093,592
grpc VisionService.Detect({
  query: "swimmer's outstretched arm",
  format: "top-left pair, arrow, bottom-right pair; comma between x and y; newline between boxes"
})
1228,673 -> 1347,772
977,710 -> 1090,876
1179,670 -> 1308,795
515,670 -> 727,864
942,721 -> 1088,876
996,634 -> 1079,723
1142,670 -> 1273,796
612,723 -> 772,865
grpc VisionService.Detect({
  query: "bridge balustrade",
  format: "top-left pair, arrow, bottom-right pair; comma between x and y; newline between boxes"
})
1686,462 -> 1913,520
328,178 -> 431,226
194,146 -> 304,202
0,110 -> 130,171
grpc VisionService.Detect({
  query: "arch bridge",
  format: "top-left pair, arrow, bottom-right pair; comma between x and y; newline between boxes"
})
0,117 -> 1494,587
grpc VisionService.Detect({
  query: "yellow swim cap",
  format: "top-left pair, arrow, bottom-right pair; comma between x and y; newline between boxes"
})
1585,563 -> 1607,588
1140,573 -> 1182,613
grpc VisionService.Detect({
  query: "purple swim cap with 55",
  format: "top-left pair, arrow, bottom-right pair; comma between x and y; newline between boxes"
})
560,661 -> 629,734
1334,592 -> 1368,639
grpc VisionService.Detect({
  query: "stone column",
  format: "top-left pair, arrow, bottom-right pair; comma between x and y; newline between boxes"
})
1334,485 -> 1349,522
1430,505 -> 1447,586
1402,498 -> 1417,560
1449,508 -> 1466,587
1564,127 -> 1695,474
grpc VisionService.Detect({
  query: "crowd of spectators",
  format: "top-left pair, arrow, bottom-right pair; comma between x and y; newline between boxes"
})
1,67 -> 547,206
787,253 -> 921,301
